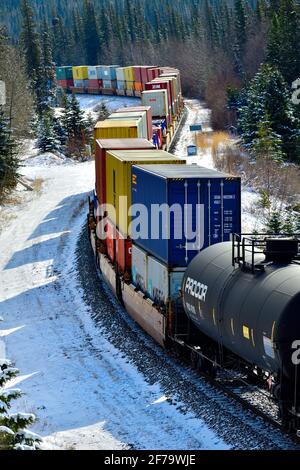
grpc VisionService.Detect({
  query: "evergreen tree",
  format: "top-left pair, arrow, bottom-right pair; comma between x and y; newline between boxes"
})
36,110 -> 60,153
20,0 -> 42,79
0,358 -> 41,450
267,0 -> 300,84
83,0 -> 101,65
61,94 -> 87,140
0,109 -> 18,201
266,210 -> 283,233
238,64 -> 300,162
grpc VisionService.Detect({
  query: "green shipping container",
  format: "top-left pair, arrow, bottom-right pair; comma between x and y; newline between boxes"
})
56,66 -> 73,80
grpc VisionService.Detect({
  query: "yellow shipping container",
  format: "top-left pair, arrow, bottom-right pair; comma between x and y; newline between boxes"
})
105,150 -> 185,236
123,66 -> 135,82
72,66 -> 89,80
94,119 -> 143,140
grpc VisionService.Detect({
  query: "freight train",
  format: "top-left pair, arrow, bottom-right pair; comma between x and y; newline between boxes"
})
86,66 -> 300,436
57,64 -> 183,151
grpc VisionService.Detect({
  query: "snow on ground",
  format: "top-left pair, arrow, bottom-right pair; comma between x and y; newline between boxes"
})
0,97 -> 232,450
76,93 -> 141,121
0,163 -> 228,450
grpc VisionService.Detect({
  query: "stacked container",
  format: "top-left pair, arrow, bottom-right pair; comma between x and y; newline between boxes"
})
141,90 -> 169,122
100,65 -> 119,91
72,66 -> 89,80
94,119 -> 144,140
108,111 -> 149,140
116,106 -> 153,142
56,66 -> 74,88
131,164 -> 241,267
131,245 -> 185,305
88,66 -> 102,91
116,67 -> 127,94
105,150 -> 185,238
124,66 -> 135,95
145,80 -> 173,119
95,138 -> 156,205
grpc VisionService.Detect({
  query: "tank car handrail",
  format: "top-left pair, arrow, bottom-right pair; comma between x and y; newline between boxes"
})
232,233 -> 300,273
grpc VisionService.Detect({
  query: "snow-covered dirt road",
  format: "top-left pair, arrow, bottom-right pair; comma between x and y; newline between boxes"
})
0,99 -> 296,450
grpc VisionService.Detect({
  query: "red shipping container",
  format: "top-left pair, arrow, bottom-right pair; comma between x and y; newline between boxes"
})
116,230 -> 132,274
147,68 -> 160,81
133,66 -> 142,83
57,79 -> 68,88
116,106 -> 153,141
88,79 -> 100,89
95,138 -> 156,205
106,219 -> 116,263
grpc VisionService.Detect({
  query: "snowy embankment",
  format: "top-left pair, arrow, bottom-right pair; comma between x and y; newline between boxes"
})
0,97 -> 293,451
0,96 -> 229,451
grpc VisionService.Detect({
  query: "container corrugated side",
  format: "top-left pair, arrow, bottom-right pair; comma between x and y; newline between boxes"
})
132,244 -> 148,292
94,120 -> 142,140
131,164 -> 241,267
100,65 -> 119,80
95,139 -> 155,205
116,67 -> 126,82
105,151 -> 185,236
56,66 -> 73,80
147,256 -> 185,305
108,112 -> 148,140
123,66 -> 135,82
72,66 -> 89,80
141,90 -> 169,118
117,106 -> 153,141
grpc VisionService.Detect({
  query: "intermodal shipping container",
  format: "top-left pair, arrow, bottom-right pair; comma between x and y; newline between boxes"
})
147,68 -> 160,81
123,66 -> 135,83
116,230 -> 132,274
74,79 -> 89,88
108,112 -> 148,140
56,66 -> 73,80
94,119 -> 143,140
117,81 -> 126,90
132,244 -> 148,292
116,106 -> 153,142
116,67 -> 126,82
134,82 -> 143,92
150,78 -> 174,109
106,219 -> 116,263
100,65 -> 119,80
102,79 -> 117,89
126,81 -> 135,91
105,151 -> 185,236
131,164 -> 241,267
141,90 -> 169,119
88,66 -> 98,79
131,244 -> 185,304
95,138 -> 155,205
72,66 -> 89,80
88,79 -> 100,89
57,79 -> 73,88
147,256 -> 185,305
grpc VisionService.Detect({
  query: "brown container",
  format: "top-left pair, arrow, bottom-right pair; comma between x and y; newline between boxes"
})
95,138 -> 156,205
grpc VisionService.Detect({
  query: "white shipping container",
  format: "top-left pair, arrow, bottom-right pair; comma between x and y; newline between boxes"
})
117,80 -> 126,90
147,256 -> 185,305
102,79 -> 117,89
132,244 -> 148,293
141,90 -> 169,118
116,67 -> 126,82
74,79 -> 85,88
88,66 -> 98,79
108,112 -> 148,140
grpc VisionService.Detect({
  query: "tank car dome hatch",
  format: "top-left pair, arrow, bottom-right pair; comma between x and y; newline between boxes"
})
182,240 -> 300,380
264,238 -> 299,264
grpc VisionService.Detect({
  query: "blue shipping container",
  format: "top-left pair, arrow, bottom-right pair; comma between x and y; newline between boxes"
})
131,164 -> 241,267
